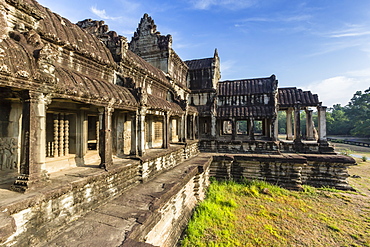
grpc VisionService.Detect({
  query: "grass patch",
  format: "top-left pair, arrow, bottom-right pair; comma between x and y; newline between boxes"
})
181,179 -> 370,246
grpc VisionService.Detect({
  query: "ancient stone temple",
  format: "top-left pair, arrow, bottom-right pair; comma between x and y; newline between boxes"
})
0,1 -> 355,246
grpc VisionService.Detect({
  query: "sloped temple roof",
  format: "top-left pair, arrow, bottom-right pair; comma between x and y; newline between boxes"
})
278,87 -> 321,109
218,75 -> 277,96
0,33 -> 138,110
185,58 -> 214,70
216,75 -> 278,118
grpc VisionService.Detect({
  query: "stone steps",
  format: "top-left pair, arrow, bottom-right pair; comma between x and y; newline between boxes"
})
40,153 -> 212,247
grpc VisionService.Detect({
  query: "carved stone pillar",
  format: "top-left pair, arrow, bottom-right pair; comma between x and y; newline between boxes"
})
248,118 -> 255,140
286,107 -> 293,140
99,107 -> 113,170
130,112 -> 138,156
12,92 -> 49,192
211,114 -> 216,137
231,118 -> 236,140
317,106 -> 327,144
272,117 -> 279,141
75,110 -> 87,166
182,113 -> 187,142
293,106 -> 301,142
265,119 -> 272,139
163,112 -> 170,149
305,109 -> 314,141
192,114 -> 197,140
137,108 -> 146,156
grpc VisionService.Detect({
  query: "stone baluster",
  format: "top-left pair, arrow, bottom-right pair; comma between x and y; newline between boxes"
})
53,114 -> 59,157
59,114 -> 64,156
47,142 -> 52,157
64,115 -> 69,156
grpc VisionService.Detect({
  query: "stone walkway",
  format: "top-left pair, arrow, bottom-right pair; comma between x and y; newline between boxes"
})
39,153 -> 211,247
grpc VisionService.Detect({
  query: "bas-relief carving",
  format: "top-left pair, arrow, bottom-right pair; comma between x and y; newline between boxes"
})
0,137 -> 18,170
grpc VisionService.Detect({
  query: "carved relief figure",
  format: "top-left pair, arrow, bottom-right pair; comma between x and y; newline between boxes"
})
0,138 -> 18,170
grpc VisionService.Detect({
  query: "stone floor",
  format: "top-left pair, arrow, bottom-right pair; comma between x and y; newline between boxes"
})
37,153 -> 211,247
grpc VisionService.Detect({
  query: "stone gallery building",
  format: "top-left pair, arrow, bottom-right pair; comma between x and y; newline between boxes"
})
0,0 -> 355,246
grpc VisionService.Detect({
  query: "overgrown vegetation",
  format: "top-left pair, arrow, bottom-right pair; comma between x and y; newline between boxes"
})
181,178 -> 370,246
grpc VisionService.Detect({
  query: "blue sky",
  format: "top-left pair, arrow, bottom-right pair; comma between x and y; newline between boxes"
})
37,0 -> 370,107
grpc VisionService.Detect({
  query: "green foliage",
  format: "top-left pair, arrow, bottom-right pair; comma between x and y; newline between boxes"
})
181,179 -> 370,246
327,88 -> 370,137
181,180 -> 240,247
346,88 -> 370,137
327,104 -> 352,135
362,156 -> 368,162
339,148 -> 353,156
278,111 -> 287,134
302,185 -> 318,196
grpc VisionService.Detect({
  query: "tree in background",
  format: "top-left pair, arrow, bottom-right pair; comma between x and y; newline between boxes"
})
327,104 -> 352,135
326,88 -> 370,137
346,88 -> 370,137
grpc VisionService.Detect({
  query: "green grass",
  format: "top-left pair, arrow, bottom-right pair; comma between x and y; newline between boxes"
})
181,179 -> 370,247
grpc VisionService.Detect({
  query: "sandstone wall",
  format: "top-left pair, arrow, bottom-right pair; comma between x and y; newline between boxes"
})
0,142 -> 201,246
123,154 -> 212,247
210,154 -> 355,191
1,161 -> 141,246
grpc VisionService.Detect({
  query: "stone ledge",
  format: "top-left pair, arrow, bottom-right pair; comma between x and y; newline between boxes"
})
0,212 -> 16,244
0,160 -> 140,215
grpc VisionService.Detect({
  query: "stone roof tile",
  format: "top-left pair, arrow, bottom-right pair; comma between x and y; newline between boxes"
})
278,87 -> 320,107
218,75 -> 277,96
185,58 -> 213,70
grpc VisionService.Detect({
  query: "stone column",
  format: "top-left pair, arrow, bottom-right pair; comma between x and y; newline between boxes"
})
99,107 -> 113,170
75,110 -> 87,166
293,106 -> 301,142
137,108 -> 146,156
273,117 -> 279,141
305,109 -> 315,141
185,113 -> 189,141
181,114 -> 187,142
231,118 -> 236,140
265,119 -> 272,139
130,112 -> 138,156
261,119 -> 266,136
211,114 -> 216,137
248,118 -> 255,140
317,106 -> 327,144
163,112 -> 170,149
12,92 -> 49,192
286,108 -> 293,140
192,114 -> 197,140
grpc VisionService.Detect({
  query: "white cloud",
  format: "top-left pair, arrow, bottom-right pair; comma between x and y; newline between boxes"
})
191,0 -> 257,10
328,25 -> 370,38
303,76 -> 369,107
238,14 -> 311,24
90,6 -> 120,20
